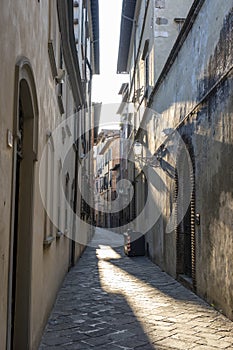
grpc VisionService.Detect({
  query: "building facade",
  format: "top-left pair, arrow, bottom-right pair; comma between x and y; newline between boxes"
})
117,0 -> 233,320
94,130 -> 120,228
0,0 -> 99,349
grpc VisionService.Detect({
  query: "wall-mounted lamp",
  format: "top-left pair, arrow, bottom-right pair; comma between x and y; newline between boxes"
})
133,140 -> 162,168
133,140 -> 143,157
55,68 -> 65,84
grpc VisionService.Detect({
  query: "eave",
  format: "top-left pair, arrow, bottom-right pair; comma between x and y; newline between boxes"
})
57,0 -> 85,108
90,0 -> 100,74
117,0 -> 137,74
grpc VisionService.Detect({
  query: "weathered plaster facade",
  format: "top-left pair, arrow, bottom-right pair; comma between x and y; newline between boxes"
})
117,0 -> 233,320
146,0 -> 233,320
0,0 -> 99,349
124,0 -> 192,118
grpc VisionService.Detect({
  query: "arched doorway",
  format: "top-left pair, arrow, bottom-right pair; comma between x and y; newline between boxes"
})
7,58 -> 38,350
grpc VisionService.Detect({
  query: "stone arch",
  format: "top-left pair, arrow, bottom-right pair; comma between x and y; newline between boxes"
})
14,57 -> 39,159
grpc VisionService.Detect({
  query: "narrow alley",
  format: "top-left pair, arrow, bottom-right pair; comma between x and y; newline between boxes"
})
1,1 -> 233,348
39,229 -> 233,350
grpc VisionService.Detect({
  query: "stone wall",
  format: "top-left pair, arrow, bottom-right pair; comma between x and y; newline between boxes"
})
146,0 -> 233,319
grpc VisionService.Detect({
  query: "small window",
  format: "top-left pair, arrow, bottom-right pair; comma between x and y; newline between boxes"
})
174,18 -> 186,33
145,55 -> 149,92
142,39 -> 150,99
155,0 -> 165,9
142,39 -> 149,61
108,148 -> 112,161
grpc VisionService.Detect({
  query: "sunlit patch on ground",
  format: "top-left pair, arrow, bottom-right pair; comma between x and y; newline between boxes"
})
97,245 -> 233,349
96,245 -> 122,260
40,237 -> 233,350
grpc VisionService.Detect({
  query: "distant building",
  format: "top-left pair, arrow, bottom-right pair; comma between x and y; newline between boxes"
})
117,83 -> 134,226
94,130 -> 120,228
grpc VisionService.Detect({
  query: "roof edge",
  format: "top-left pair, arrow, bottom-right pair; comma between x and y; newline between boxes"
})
117,0 -> 137,74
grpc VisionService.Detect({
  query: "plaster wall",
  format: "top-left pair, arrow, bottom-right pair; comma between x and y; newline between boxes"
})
0,1 -> 83,348
128,0 -> 193,111
146,0 -> 233,319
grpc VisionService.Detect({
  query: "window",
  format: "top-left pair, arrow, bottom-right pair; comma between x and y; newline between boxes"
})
43,137 -> 56,246
100,177 -> 104,192
65,173 -> 70,232
174,18 -> 186,33
155,0 -> 165,9
145,55 -> 149,94
109,171 -> 112,188
56,160 -> 62,237
104,175 -> 108,190
108,148 -> 112,161
142,39 -> 150,99
48,0 -> 59,69
49,0 -> 59,55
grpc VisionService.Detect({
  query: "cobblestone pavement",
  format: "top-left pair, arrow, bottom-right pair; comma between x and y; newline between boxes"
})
40,230 -> 233,350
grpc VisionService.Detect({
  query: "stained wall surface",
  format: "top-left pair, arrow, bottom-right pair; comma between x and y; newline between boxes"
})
146,0 -> 233,320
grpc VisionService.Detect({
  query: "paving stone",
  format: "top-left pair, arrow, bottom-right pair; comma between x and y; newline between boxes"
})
42,336 -> 72,346
155,337 -> 192,349
60,341 -> 94,349
191,346 -> 222,350
39,230 -> 233,349
135,344 -> 155,350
